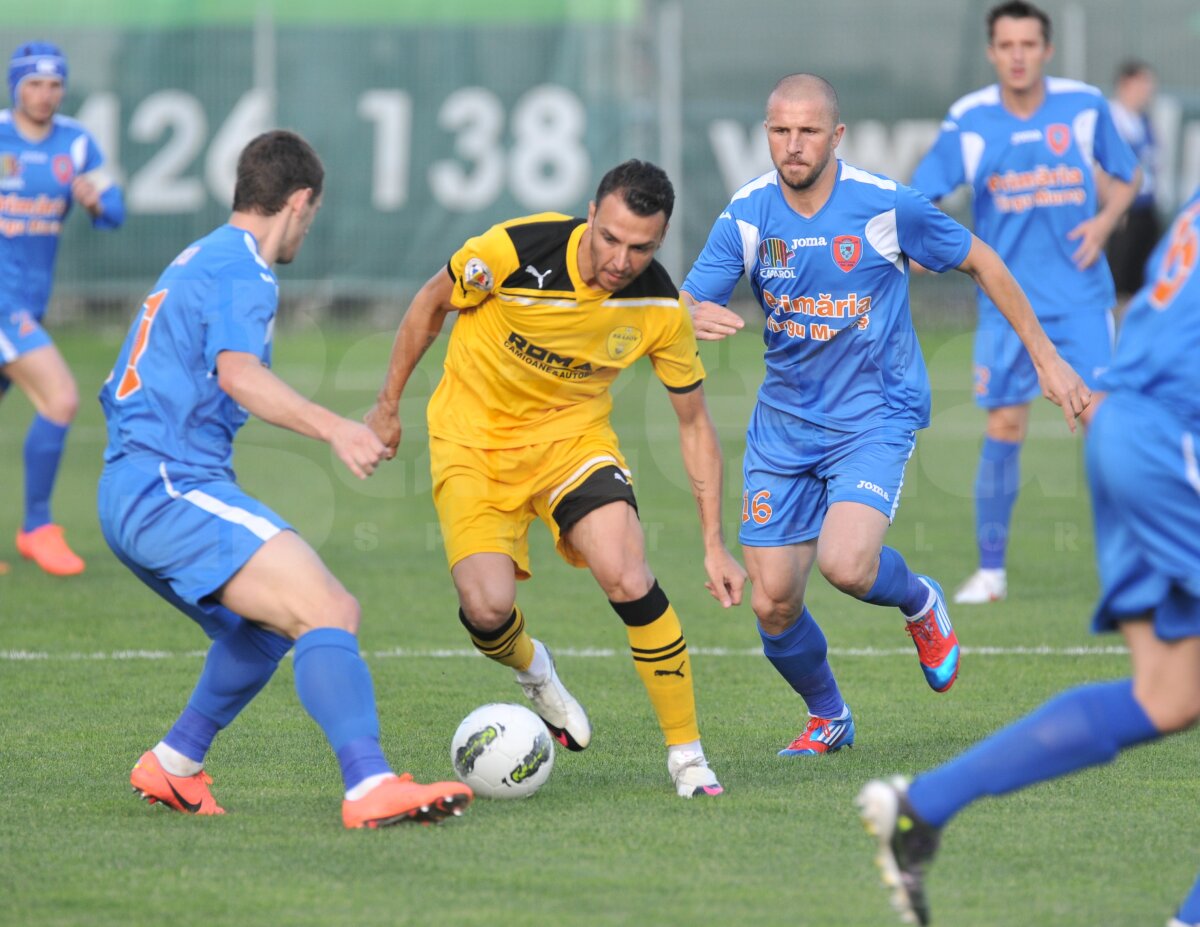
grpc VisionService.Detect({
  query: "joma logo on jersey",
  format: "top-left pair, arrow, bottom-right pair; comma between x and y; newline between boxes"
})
505,332 -> 595,373
758,238 -> 796,279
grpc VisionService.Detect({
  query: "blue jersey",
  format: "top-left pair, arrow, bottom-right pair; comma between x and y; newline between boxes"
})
0,109 -> 122,318
912,78 -> 1138,321
683,161 -> 971,431
100,225 -> 278,476
1101,192 -> 1200,431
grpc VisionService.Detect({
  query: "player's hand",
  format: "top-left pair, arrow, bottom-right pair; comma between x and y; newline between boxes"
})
331,419 -> 388,479
1066,216 -> 1111,270
690,301 -> 745,342
70,176 -> 101,215
703,546 -> 747,608
364,402 -> 402,459
1036,353 -> 1092,432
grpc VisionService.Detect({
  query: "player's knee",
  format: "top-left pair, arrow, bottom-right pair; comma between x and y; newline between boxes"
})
321,587 -> 361,634
818,551 -> 873,597
750,588 -> 802,634
457,591 -> 516,632
1135,683 -> 1200,734
43,387 -> 78,424
596,566 -> 654,604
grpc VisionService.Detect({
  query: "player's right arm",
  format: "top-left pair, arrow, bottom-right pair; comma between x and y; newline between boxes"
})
216,351 -> 386,479
365,268 -> 457,455
681,202 -> 751,341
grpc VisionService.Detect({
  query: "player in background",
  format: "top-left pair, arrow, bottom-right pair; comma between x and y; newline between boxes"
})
910,1 -> 1141,605
366,160 -> 746,799
1105,59 -> 1161,309
685,74 -> 1087,757
99,130 -> 472,828
859,189 -> 1200,927
1,41 -> 125,576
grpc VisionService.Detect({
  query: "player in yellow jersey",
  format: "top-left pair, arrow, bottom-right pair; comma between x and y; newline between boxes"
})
367,160 -> 747,798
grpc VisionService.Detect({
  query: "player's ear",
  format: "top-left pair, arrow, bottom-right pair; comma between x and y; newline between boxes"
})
287,186 -> 314,214
586,200 -> 597,225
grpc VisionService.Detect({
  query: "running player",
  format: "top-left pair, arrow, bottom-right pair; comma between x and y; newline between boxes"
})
100,130 -> 472,828
859,187 -> 1200,927
911,1 -> 1140,605
2,41 -> 125,575
684,73 -> 1087,757
365,160 -> 746,799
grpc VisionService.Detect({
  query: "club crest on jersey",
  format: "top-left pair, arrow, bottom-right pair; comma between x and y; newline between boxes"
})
52,155 -> 73,185
463,256 -> 493,292
758,237 -> 796,279
832,235 -> 862,272
607,326 -> 643,359
1045,124 -> 1071,156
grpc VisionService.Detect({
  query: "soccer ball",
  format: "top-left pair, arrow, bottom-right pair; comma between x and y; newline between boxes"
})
450,702 -> 555,799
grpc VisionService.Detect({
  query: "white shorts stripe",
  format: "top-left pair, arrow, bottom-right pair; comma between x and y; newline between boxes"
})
0,327 -> 17,363
548,454 -> 629,507
158,462 -> 281,542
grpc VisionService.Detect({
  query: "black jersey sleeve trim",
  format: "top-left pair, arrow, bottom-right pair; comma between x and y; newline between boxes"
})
664,379 -> 703,394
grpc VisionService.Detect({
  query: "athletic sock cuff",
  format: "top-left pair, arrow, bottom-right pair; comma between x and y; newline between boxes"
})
609,581 -> 669,627
459,607 -> 518,641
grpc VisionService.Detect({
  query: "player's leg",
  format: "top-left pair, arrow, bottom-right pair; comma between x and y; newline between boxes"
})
431,437 -> 591,750
2,340 -> 84,575
220,530 -> 472,827
740,402 -> 852,754
743,543 -> 854,756
956,318 -> 1040,604
565,494 -> 720,797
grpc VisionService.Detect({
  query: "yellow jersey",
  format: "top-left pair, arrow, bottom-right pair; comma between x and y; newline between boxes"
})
428,213 -> 705,448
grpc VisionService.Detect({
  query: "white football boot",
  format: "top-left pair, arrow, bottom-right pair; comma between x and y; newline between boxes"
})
668,748 -> 724,799
517,641 -> 591,751
952,568 -> 1007,604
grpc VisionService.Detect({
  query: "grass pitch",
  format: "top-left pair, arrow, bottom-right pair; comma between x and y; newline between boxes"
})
1,321 -> 1194,927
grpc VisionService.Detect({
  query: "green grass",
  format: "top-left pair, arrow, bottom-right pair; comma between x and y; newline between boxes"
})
1,322 -> 1195,927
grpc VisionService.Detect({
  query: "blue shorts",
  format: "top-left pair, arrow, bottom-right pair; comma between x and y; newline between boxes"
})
0,307 -> 53,393
98,457 -> 291,639
1087,394 -> 1200,640
739,401 -> 916,547
974,310 -> 1113,408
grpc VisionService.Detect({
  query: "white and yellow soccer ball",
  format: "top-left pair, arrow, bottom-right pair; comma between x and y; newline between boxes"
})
450,703 -> 555,799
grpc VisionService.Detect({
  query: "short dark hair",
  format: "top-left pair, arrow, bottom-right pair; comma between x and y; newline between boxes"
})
232,130 -> 324,215
1116,59 -> 1153,83
594,159 -> 674,222
987,0 -> 1051,44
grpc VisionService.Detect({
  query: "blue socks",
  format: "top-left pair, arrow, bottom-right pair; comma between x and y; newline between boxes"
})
293,627 -> 391,789
1177,875 -> 1200,924
862,546 -> 930,616
22,413 -> 69,533
760,608 -> 845,719
974,436 -> 1021,570
164,619 -> 293,762
908,679 -> 1160,828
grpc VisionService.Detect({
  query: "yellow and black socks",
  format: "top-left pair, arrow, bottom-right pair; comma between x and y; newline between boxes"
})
459,606 -> 535,672
611,581 -> 700,745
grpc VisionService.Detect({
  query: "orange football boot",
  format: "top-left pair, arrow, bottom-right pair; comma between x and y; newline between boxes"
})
130,750 -> 225,815
342,773 -> 473,829
15,524 -> 85,576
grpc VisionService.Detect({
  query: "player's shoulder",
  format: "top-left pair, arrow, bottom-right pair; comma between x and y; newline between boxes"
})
498,212 -> 582,255
946,84 -> 1003,122
1045,76 -> 1105,102
727,170 -> 779,209
837,160 -> 899,194
168,226 -> 277,284
611,258 -> 679,303
50,113 -> 97,142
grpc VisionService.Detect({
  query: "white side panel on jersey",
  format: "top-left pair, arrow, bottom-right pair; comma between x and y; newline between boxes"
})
1072,109 -> 1099,168
961,132 -> 986,186
736,219 -> 761,279
865,208 -> 904,274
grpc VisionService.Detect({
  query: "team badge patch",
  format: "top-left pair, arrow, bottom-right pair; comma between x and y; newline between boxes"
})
52,154 -> 73,185
1045,124 -> 1071,156
832,235 -> 862,272
606,326 -> 643,359
463,257 -> 494,292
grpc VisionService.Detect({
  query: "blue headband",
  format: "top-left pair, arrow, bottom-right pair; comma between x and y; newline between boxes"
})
9,42 -> 68,102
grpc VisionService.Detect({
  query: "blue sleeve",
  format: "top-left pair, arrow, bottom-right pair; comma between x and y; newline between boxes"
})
201,273 -> 278,372
92,184 -> 124,229
1092,99 -> 1139,183
895,184 -> 972,273
681,210 -> 746,305
910,118 -> 966,202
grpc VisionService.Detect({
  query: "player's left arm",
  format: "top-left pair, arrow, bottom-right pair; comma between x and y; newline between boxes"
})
666,384 -> 747,608
957,236 -> 1092,430
1067,166 -> 1141,270
71,133 -> 125,228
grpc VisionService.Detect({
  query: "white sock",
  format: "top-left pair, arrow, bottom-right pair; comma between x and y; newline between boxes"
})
345,772 -> 396,801
668,740 -> 704,765
516,639 -> 552,681
153,742 -> 203,778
